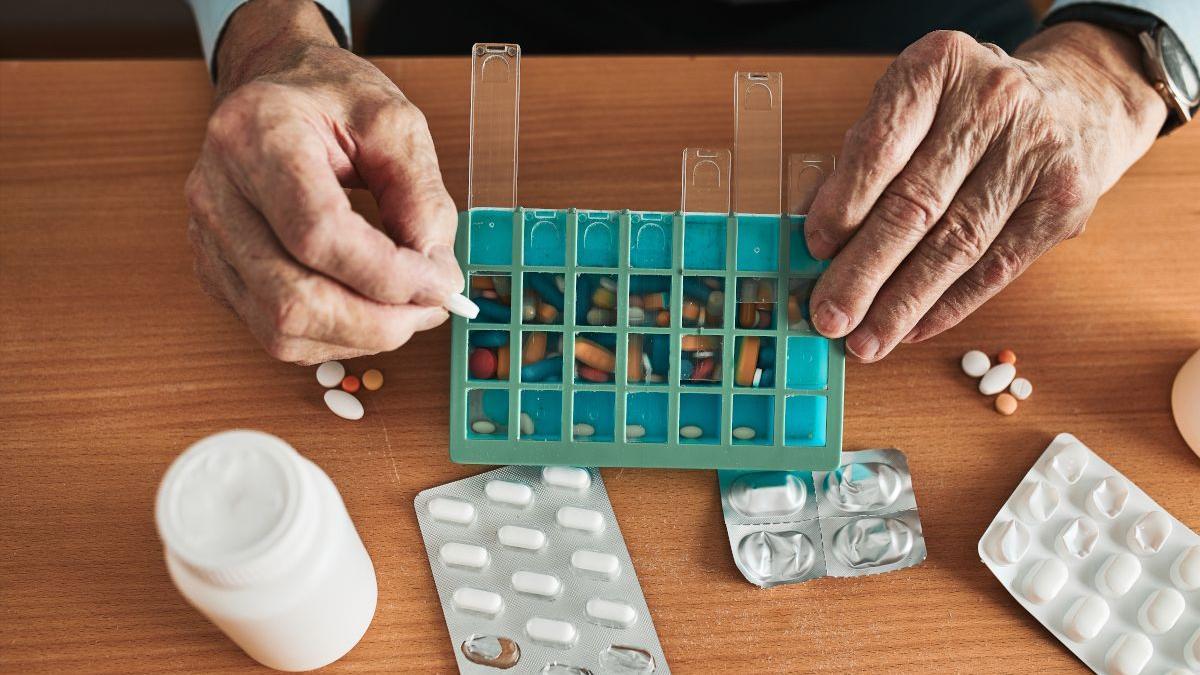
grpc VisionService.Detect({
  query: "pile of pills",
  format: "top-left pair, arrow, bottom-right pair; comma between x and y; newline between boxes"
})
627,275 -> 676,327
470,274 -> 515,323
316,361 -> 384,421
681,334 -> 722,385
737,277 -> 775,329
522,272 -> 565,325
682,276 -> 724,328
734,335 -> 776,389
961,348 -> 1033,416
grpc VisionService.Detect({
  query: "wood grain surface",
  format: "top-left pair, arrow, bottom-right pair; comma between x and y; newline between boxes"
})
1,56 -> 1198,674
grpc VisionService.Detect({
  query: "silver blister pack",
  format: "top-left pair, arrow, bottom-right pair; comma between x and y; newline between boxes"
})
718,448 -> 927,587
415,465 -> 669,674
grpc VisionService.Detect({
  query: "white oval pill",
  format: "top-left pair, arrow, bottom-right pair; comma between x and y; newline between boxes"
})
961,350 -> 990,377
557,506 -> 605,534
520,412 -> 535,436
452,587 -> 504,617
679,425 -> 703,439
1096,552 -> 1141,597
315,360 -> 345,387
979,363 -> 1016,395
485,480 -> 533,507
471,420 -> 497,435
1138,588 -> 1184,634
1087,476 -> 1129,519
525,617 -> 577,648
440,542 -> 489,570
1187,627 -> 1200,670
1015,480 -> 1060,524
1022,558 -> 1068,604
323,389 -> 364,420
572,423 -> 596,438
987,519 -> 1031,566
512,571 -> 561,598
625,424 -> 646,440
542,466 -> 591,490
1170,544 -> 1200,590
428,497 -> 475,525
571,549 -> 620,580
498,525 -> 546,551
1009,377 -> 1033,400
1105,632 -> 1153,675
733,426 -> 757,440
1063,595 -> 1109,642
1126,510 -> 1172,556
585,598 -> 637,628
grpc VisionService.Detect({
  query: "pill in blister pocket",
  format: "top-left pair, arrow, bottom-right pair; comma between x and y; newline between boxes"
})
585,598 -> 637,628
1096,552 -> 1141,597
429,497 -> 476,525
1021,558 -> 1068,604
526,617 -> 578,648
542,466 -> 591,490
1171,544 -> 1200,590
557,507 -> 604,534
1137,588 -> 1184,634
440,542 -> 490,570
1087,477 -> 1129,519
486,480 -> 533,507
571,549 -> 620,580
1126,510 -> 1172,556
499,525 -> 547,551
461,635 -> 522,669
1105,632 -> 1153,675
1062,595 -> 1109,642
452,587 -> 505,617
512,570 -> 561,598
1187,628 -> 1200,670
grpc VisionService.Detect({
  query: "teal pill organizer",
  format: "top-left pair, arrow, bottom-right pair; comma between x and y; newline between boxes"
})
448,45 -> 844,470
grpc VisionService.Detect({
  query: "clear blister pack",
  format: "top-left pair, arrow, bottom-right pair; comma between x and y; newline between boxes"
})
979,433 -> 1200,675
717,448 -> 926,588
415,465 -> 668,674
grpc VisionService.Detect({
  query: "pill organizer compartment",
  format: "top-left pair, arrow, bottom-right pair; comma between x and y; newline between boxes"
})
467,389 -> 509,440
468,272 -> 512,324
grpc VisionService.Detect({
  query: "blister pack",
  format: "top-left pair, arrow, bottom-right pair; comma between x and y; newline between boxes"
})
979,433 -> 1200,675
717,448 -> 926,588
415,465 -> 668,674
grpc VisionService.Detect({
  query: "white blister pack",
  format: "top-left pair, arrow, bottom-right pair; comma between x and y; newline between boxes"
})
718,448 -> 927,588
415,465 -> 668,674
979,433 -> 1200,675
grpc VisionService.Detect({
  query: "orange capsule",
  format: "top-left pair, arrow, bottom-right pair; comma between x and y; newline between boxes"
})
642,292 -> 669,311
341,375 -> 361,393
574,337 -> 616,372
998,349 -> 1017,365
682,299 -> 701,323
736,337 -> 760,387
522,331 -> 547,364
470,276 -> 495,290
627,334 -> 644,382
681,335 -> 720,352
655,310 -> 670,327
536,302 -> 558,324
738,303 -> 757,328
496,345 -> 510,380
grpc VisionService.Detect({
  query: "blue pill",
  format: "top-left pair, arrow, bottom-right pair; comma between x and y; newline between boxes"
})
629,275 -> 671,295
521,356 -> 563,382
469,330 -> 509,348
589,333 -> 617,350
474,298 -> 510,323
759,368 -> 775,387
527,273 -> 564,310
649,335 -> 670,372
759,343 -> 776,367
680,359 -> 694,380
682,277 -> 712,302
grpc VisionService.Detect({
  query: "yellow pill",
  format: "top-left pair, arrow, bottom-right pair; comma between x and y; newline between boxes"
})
362,369 -> 384,391
592,287 -> 617,309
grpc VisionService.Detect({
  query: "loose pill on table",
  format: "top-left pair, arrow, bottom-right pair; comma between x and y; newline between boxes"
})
572,423 -> 596,439
679,425 -> 703,439
512,571 -> 561,598
520,412 -> 535,436
361,368 -> 384,391
1009,377 -> 1032,400
452,587 -> 504,618
428,497 -> 476,525
1105,633 -> 1153,675
471,420 -> 497,435
340,375 -> 360,393
316,361 -> 345,387
585,598 -> 637,628
557,506 -> 605,534
997,348 -> 1017,365
733,426 -> 757,441
571,549 -> 620,580
498,525 -> 546,550
979,363 -> 1016,395
1062,595 -> 1109,642
440,542 -> 490,570
485,480 -> 533,507
542,466 -> 591,490
525,617 -> 577,648
961,350 -> 990,378
625,424 -> 646,440
995,393 -> 1018,416
323,389 -> 364,420
1096,552 -> 1142,597
1021,558 -> 1068,604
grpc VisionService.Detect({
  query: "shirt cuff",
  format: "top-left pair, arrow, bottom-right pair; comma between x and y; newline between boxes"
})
1046,0 -> 1200,65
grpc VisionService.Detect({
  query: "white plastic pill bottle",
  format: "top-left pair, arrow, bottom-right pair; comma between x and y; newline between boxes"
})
155,430 -> 377,671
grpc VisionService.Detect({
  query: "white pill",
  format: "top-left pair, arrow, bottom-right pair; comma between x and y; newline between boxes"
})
1015,480 -> 1060,524
1022,558 -> 1068,604
979,363 -> 1016,395
1063,595 -> 1109,642
625,424 -> 646,440
1105,633 -> 1153,675
485,480 -> 533,507
1186,627 -> 1200,670
1087,476 -> 1129,519
679,425 -> 703,439
628,307 -> 646,324
315,360 -> 345,387
572,423 -> 596,438
1096,552 -> 1141,597
571,549 -> 620,580
452,587 -> 504,617
323,389 -> 364,421
585,598 -> 637,628
733,426 -> 757,441
444,293 -> 480,319
511,571 -> 562,598
554,275 -> 566,292
961,350 -> 991,377
1170,544 -> 1200,590
599,276 -> 617,291
471,420 -> 497,435
440,542 -> 489,570
428,497 -> 475,525
1009,377 -> 1033,400
498,525 -> 546,551
1055,517 -> 1099,560
1046,440 -> 1089,484
525,617 -> 577,648
542,466 -> 591,490
556,506 -> 605,534
986,519 -> 1031,566
1137,588 -> 1184,634
520,412 -> 535,436
1126,510 -> 1172,556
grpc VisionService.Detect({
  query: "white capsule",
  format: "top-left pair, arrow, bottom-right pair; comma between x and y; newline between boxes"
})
986,519 -> 1030,566
557,506 -> 605,534
733,426 -> 757,441
979,363 -> 1017,395
520,412 -> 535,436
572,423 -> 596,438
1096,552 -> 1141,597
525,617 -> 577,648
571,549 -> 620,580
961,350 -> 991,377
440,542 -> 489,570
1015,480 -> 1060,524
485,480 -> 533,507
511,571 -> 561,598
679,425 -> 703,439
585,598 -> 637,628
1062,595 -> 1109,642
1126,510 -> 1172,556
428,497 -> 475,525
1009,377 -> 1033,400
1105,633 -> 1153,675
1170,544 -> 1200,590
315,360 -> 346,387
1138,588 -> 1184,634
452,587 -> 504,617
542,466 -> 591,490
323,389 -> 364,421
628,307 -> 646,325
471,419 -> 497,435
1087,476 -> 1129,519
1022,558 -> 1068,604
625,424 -> 646,440
498,525 -> 546,551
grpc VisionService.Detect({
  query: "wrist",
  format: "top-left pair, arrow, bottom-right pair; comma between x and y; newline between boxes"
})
215,0 -> 339,97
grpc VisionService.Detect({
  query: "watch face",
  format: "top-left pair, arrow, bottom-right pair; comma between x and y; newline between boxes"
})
1159,26 -> 1200,105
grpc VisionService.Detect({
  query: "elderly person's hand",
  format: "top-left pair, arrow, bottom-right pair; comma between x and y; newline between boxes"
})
185,0 -> 462,365
805,23 -> 1167,362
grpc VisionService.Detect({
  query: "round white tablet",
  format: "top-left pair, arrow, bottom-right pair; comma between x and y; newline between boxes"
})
323,389 -> 363,420
1009,377 -> 1033,400
961,350 -> 991,377
315,361 -> 345,387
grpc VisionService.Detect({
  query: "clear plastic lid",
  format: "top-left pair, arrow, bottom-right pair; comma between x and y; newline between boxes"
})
468,43 -> 521,210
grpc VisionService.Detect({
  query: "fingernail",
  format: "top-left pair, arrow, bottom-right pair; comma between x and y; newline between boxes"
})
847,332 -> 880,361
813,300 -> 850,337
443,292 -> 479,319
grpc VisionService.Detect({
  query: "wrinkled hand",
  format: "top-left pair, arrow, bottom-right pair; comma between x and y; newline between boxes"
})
805,23 -> 1166,361
185,0 -> 462,364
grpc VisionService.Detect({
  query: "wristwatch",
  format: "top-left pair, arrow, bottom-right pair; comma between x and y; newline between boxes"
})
1044,3 -> 1200,135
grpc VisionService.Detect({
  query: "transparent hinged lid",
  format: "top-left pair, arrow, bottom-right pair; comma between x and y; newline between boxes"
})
734,72 -> 782,216
468,43 -> 520,210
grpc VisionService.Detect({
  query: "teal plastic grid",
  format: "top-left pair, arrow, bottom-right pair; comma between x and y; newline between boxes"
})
449,207 -> 844,471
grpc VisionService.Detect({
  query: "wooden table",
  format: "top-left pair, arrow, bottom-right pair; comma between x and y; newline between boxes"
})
2,55 -> 1198,673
